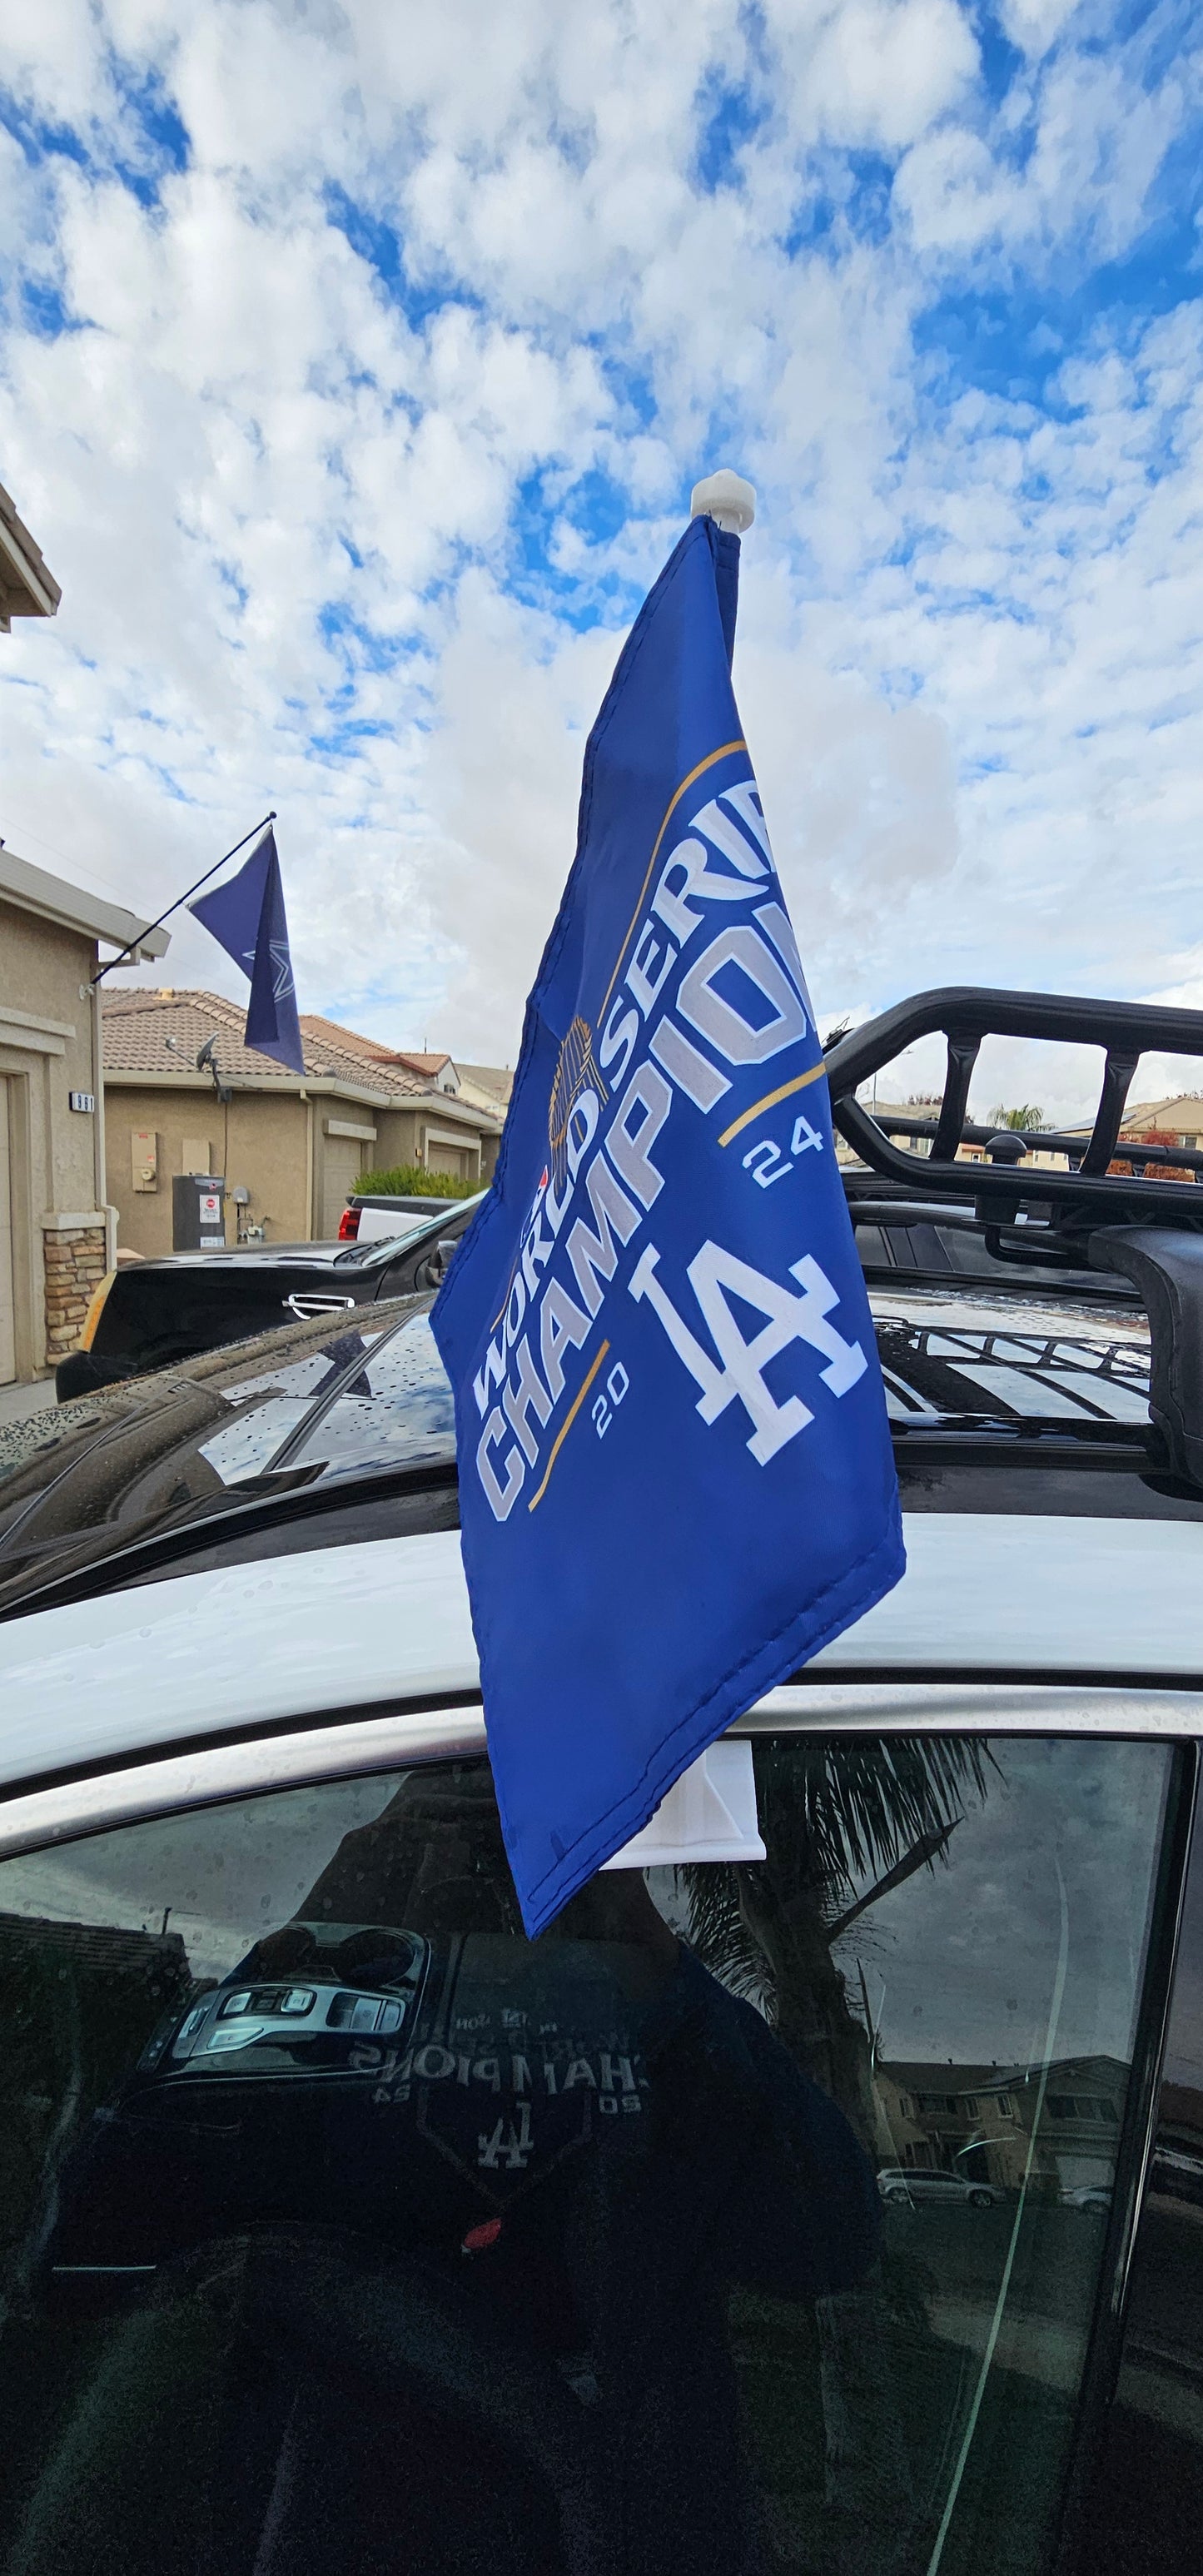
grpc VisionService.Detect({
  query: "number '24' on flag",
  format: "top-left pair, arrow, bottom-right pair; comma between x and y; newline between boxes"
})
432,509 -> 904,1936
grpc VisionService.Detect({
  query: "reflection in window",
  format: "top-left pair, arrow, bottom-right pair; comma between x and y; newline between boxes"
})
286,1312 -> 458,1475
0,1734 -> 1174,2576
195,1332 -> 387,1486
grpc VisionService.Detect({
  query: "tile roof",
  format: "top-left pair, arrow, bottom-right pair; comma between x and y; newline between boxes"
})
101,988 -> 494,1111
458,1061 -> 514,1105
298,1014 -> 399,1063
299,1018 -> 455,1082
394,1049 -> 454,1077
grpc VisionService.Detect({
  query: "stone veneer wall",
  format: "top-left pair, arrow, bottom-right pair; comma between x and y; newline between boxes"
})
42,1215 -> 107,1365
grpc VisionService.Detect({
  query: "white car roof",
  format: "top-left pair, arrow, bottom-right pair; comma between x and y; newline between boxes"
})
2,1512 -> 1201,1794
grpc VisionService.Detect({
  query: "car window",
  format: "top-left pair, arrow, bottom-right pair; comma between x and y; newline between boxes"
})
192,1329 -> 392,1486
0,1315 -> 435,1615
0,1729 -> 1175,2576
341,1194 -> 484,1272
283,1311 -> 457,1477
872,1317 -> 1151,1427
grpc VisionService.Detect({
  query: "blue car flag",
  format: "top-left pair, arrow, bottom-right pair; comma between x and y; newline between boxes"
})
432,510 -> 904,1935
190,826 -> 305,1076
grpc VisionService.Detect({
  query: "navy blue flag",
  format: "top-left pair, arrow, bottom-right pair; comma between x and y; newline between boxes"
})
432,514 -> 904,1936
190,827 -> 305,1075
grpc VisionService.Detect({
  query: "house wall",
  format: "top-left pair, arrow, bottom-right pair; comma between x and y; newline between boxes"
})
102,1077 -> 502,1263
106,1083 -> 311,1256
370,1104 -> 499,1184
371,1107 -> 422,1175
0,898 -> 104,1380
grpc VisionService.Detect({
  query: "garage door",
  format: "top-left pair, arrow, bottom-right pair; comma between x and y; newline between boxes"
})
321,1132 -> 363,1240
0,1079 -> 14,1385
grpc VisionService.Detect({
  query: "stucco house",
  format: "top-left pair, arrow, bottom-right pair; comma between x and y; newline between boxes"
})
0,844 -> 169,1386
102,989 -> 506,1255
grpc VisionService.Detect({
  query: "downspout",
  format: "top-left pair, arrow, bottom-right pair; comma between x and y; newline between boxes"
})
89,955 -> 116,1269
301,1086 -> 314,1239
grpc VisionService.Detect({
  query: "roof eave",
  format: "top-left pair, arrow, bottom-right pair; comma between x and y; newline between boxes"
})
0,846 -> 171,957
103,1068 -> 500,1120
0,509 -> 62,629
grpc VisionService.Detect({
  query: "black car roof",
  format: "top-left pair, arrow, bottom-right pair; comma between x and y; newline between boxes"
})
0,1261 -> 1197,1628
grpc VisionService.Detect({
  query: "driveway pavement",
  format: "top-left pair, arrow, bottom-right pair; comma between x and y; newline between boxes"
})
0,1378 -> 57,1428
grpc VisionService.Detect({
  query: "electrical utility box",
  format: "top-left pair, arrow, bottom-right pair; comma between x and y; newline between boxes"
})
172,1174 -> 226,1251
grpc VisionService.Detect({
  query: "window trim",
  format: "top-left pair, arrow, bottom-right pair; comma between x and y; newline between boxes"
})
1,1680 -> 1200,1866
0,1708 -> 489,1862
1051,1738 -> 1199,2572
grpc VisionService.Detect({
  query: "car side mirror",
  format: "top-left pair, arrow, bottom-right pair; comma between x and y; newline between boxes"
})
416,1236 -> 460,1290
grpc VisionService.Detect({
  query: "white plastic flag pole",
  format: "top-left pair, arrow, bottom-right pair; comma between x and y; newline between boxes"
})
601,1737 -> 767,1870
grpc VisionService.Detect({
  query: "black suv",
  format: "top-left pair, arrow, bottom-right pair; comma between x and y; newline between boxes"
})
53,1193 -> 485,1402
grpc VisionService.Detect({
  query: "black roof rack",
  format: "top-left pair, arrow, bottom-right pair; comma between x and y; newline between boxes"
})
869,1110 -> 1203,1183
826,986 -> 1203,1251
827,986 -> 1203,1486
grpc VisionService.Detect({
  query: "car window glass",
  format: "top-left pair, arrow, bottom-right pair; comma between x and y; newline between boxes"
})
342,1196 -> 482,1270
873,1318 -> 1150,1425
193,1331 -> 391,1486
0,1733 -> 1172,2576
285,1312 -> 457,1476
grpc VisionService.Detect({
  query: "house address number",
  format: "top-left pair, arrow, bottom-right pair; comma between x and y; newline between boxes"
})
69,1092 -> 95,1114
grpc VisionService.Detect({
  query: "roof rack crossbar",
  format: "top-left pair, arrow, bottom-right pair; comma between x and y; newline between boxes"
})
867,1113 -> 1203,1176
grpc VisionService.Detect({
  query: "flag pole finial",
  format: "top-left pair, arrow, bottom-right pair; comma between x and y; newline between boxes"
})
690,469 -> 755,535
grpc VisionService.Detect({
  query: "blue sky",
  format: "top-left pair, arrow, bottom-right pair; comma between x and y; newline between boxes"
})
1,0 -> 1201,1111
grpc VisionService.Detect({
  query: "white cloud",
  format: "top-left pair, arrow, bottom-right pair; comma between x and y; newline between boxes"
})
997,0 -> 1083,63
787,0 -> 981,152
0,0 -> 1199,1116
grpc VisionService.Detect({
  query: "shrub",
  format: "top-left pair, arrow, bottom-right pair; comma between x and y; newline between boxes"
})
356,1162 -> 481,1200
1109,1126 -> 1197,1185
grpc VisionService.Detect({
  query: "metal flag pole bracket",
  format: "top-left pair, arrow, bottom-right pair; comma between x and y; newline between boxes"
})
90,812 -> 277,985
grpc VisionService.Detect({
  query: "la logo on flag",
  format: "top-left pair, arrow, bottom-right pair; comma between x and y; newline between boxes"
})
433,478 -> 904,1936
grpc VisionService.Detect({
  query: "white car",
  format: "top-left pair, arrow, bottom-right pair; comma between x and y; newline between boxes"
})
877,2167 -> 1001,2210
1,980 -> 1201,2576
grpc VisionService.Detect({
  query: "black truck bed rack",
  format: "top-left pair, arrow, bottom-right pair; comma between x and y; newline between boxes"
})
826,985 -> 1203,1485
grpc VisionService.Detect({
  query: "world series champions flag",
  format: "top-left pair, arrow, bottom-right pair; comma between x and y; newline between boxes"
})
432,503 -> 904,1935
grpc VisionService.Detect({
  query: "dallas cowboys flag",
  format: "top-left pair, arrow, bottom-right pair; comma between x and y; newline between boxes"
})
190,826 -> 305,1075
432,511 -> 904,1936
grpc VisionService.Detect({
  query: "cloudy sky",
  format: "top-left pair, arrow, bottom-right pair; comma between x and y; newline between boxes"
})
2,1 -> 1201,1115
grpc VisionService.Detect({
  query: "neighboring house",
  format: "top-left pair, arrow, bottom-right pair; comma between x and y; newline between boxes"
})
0,480 -> 61,634
874,2053 -> 1127,2194
0,844 -> 169,1386
297,1026 -> 515,1121
457,1060 -> 515,1116
1041,1095 -> 1203,1179
102,990 -> 506,1256
1073,1095 -> 1203,1152
843,1086 -> 1203,1176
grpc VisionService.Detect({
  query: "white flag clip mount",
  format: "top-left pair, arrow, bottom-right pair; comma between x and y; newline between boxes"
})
602,1738 -> 766,1871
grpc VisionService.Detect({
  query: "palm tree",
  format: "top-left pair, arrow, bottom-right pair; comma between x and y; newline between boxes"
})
685,1735 -> 994,2149
988,1103 -> 1046,1131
